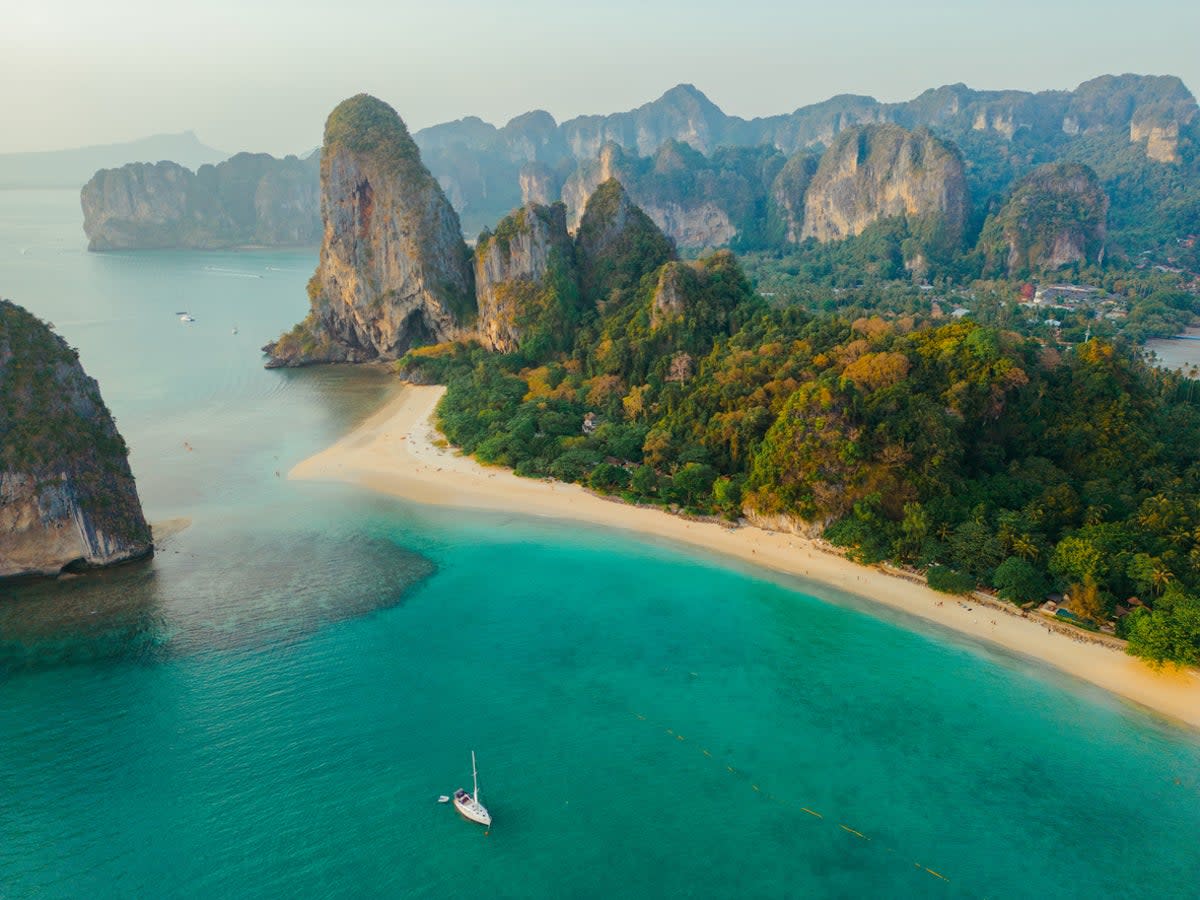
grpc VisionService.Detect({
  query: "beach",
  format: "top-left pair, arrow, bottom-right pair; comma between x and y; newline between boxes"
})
290,384 -> 1200,730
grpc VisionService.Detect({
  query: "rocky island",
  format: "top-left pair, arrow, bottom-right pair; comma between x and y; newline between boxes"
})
0,299 -> 152,579
263,95 -> 476,367
81,151 -> 320,250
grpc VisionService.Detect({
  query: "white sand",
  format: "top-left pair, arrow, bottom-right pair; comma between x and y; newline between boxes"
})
291,384 -> 1200,731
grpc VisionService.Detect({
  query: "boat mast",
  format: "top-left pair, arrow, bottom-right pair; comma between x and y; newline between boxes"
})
472,750 -> 479,803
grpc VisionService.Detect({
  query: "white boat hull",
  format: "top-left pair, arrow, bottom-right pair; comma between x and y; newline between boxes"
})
453,790 -> 491,826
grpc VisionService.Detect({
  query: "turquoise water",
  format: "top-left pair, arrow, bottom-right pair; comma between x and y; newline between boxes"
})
2,192 -> 1199,899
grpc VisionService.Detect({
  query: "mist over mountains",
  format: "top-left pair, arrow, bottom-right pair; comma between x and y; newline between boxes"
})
0,131 -> 228,189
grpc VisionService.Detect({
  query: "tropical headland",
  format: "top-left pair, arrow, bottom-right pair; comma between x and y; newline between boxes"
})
291,382 -> 1200,730
253,90 -> 1200,685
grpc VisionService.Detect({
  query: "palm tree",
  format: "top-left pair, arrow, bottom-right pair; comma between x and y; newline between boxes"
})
1151,565 -> 1175,596
1012,534 -> 1040,561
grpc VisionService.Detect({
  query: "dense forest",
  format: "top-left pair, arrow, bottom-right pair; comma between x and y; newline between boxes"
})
400,186 -> 1200,666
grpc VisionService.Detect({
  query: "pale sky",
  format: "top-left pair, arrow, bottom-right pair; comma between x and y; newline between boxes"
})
3,0 -> 1197,155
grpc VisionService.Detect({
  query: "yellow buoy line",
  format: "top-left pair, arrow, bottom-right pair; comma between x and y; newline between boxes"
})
629,709 -> 962,890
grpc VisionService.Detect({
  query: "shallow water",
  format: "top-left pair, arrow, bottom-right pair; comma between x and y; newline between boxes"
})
1,191 -> 1198,899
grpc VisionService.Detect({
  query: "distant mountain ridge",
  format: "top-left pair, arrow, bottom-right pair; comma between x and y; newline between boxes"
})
0,131 -> 228,189
72,75 -> 1199,260
412,75 -> 1198,238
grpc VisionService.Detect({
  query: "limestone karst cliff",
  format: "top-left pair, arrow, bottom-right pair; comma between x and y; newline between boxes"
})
574,179 -> 676,304
1,299 -> 152,579
588,248 -> 757,384
978,162 -> 1109,276
800,125 -> 968,247
561,141 -> 780,250
81,152 -> 320,250
264,95 -> 476,367
767,152 -> 820,245
474,202 -> 581,354
410,75 -> 1195,244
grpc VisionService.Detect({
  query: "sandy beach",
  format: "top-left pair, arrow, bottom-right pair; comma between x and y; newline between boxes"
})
291,384 -> 1200,730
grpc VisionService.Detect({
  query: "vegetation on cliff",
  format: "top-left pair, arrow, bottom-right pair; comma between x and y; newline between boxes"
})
402,184 -> 1200,666
474,202 -> 584,357
978,162 -> 1109,277
575,179 -> 676,304
799,125 -> 969,275
264,94 -> 475,367
81,152 -> 320,251
1,299 -> 152,577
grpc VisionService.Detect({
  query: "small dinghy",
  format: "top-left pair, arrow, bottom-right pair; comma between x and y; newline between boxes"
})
437,795 -> 450,804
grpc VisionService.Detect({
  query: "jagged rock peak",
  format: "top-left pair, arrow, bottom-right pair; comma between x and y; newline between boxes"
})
978,162 -> 1108,276
575,179 -> 676,305
1,299 -> 152,579
474,202 -> 579,354
800,124 -> 968,244
263,94 -> 475,367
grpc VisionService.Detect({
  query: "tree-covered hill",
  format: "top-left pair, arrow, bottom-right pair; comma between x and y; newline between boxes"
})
402,191 -> 1200,666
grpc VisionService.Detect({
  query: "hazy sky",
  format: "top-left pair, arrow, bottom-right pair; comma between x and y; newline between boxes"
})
3,0 -> 1198,155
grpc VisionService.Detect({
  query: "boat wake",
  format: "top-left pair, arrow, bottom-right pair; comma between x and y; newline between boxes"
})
202,266 -> 263,279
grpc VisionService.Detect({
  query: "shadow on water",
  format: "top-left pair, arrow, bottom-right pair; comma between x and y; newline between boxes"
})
0,526 -> 434,676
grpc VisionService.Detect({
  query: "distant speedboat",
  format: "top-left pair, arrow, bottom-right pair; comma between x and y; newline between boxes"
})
453,751 -> 492,826
231,326 -> 238,335
179,314 -> 195,323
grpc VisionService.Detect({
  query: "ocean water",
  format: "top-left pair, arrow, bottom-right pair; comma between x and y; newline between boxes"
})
1,191 -> 1199,899
1146,328 -> 1200,373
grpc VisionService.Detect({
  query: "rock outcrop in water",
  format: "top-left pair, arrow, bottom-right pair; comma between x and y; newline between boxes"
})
800,125 -> 968,245
474,202 -> 580,354
264,95 -> 476,367
978,162 -> 1109,276
81,152 -> 320,250
0,299 -> 152,579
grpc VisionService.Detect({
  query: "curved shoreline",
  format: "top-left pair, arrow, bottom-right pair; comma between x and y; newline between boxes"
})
290,384 -> 1200,731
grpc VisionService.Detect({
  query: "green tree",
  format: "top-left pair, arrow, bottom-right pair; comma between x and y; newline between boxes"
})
927,566 -> 976,595
1125,588 -> 1200,666
672,462 -> 718,508
993,557 -> 1049,604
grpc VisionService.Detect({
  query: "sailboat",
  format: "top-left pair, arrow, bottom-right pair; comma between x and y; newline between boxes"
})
452,751 -> 492,826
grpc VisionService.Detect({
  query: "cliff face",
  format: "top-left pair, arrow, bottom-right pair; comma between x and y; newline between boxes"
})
562,144 -> 625,230
519,162 -> 561,206
474,202 -> 579,353
406,75 -> 1195,250
648,261 -> 698,328
264,95 -> 475,367
561,141 -> 779,250
1,300 -> 152,579
978,162 -> 1109,276
800,125 -> 968,244
768,152 -> 820,244
81,152 -> 320,250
